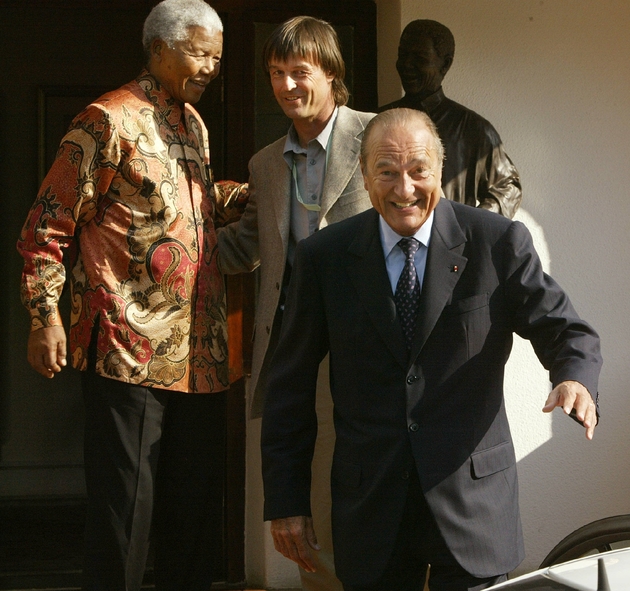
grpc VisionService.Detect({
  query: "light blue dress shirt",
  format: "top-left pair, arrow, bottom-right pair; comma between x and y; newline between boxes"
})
379,209 -> 435,294
283,108 -> 339,264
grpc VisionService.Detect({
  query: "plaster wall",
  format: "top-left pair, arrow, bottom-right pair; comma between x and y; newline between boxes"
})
377,0 -> 630,576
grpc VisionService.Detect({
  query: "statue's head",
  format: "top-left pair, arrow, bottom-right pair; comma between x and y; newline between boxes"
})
396,20 -> 455,100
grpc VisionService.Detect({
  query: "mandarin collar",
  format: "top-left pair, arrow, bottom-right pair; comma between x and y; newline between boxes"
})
417,87 -> 445,115
136,69 -> 185,129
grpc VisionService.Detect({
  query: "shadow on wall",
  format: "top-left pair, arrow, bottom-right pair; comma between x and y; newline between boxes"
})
504,208 -> 619,575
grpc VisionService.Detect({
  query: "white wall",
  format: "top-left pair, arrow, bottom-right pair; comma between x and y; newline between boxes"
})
377,0 -> 630,576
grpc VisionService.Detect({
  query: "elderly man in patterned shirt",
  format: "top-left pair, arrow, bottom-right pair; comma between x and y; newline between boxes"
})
16,1 -> 246,589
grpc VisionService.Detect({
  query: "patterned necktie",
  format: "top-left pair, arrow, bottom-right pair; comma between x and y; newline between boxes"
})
394,237 -> 421,350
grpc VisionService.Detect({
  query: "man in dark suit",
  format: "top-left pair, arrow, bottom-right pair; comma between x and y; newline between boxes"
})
261,108 -> 601,590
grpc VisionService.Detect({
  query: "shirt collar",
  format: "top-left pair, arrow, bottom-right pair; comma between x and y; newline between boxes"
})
283,106 -> 339,159
379,208 -> 435,259
398,87 -> 445,115
136,69 -> 185,129
418,87 -> 445,114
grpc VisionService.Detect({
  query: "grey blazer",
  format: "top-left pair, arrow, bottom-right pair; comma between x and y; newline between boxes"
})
218,106 -> 374,417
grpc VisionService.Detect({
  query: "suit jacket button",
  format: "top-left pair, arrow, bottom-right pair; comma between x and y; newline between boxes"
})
401,470 -> 410,480
266,326 -> 270,334
275,282 -> 280,290
409,423 -> 419,432
406,375 -> 418,385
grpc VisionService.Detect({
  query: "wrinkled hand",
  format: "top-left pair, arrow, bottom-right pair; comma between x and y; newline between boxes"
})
27,325 -> 67,379
542,380 -> 597,440
270,515 -> 320,573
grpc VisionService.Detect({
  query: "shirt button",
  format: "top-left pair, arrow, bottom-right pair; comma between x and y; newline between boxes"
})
309,159 -> 316,165
407,375 -> 418,385
409,423 -> 419,432
401,470 -> 410,480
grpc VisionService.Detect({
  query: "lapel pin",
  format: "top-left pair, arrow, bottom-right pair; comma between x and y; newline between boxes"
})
452,265 -> 458,272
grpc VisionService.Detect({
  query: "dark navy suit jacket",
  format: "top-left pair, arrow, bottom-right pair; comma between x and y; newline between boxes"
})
261,199 -> 601,585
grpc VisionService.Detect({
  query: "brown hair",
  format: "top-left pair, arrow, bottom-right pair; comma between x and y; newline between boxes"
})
262,16 -> 349,106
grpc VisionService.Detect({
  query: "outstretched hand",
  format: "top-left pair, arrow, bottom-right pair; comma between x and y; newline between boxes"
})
270,515 -> 320,573
27,325 -> 67,379
542,380 -> 597,440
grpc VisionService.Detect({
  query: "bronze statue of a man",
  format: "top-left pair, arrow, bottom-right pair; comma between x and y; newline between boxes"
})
380,19 -> 522,218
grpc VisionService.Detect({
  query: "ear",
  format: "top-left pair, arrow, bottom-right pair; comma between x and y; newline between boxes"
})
360,157 -> 369,190
440,55 -> 453,76
151,38 -> 164,61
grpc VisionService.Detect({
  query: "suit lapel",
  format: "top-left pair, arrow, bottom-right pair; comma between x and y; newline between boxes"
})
320,107 -> 364,222
266,140 -> 292,255
409,199 -> 468,363
347,210 -> 409,369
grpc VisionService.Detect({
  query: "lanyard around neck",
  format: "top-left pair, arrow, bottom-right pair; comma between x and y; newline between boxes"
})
291,130 -> 334,213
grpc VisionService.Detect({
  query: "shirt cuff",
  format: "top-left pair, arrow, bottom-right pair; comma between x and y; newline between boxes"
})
29,307 -> 63,331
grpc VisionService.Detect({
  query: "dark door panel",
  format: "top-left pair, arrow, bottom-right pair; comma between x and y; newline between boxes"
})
0,0 -> 376,587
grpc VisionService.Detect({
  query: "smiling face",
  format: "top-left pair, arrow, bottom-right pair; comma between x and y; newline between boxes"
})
396,33 -> 449,99
362,119 -> 442,236
268,54 -> 336,125
149,25 -> 222,105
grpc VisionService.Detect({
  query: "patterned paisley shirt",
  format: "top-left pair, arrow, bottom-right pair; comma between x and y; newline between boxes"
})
17,71 -> 243,393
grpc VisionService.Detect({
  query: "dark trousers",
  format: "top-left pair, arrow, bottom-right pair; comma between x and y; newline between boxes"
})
81,371 -> 226,591
343,472 -> 507,591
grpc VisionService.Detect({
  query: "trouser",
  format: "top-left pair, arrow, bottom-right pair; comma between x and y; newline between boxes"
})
81,371 -> 226,591
342,471 -> 507,591
299,356 -> 344,591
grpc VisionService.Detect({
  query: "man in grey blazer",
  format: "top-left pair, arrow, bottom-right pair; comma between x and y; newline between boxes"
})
261,108 -> 601,590
218,16 -> 374,591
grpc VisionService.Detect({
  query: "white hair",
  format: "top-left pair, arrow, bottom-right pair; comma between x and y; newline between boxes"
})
142,0 -> 222,55
362,108 -> 445,165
